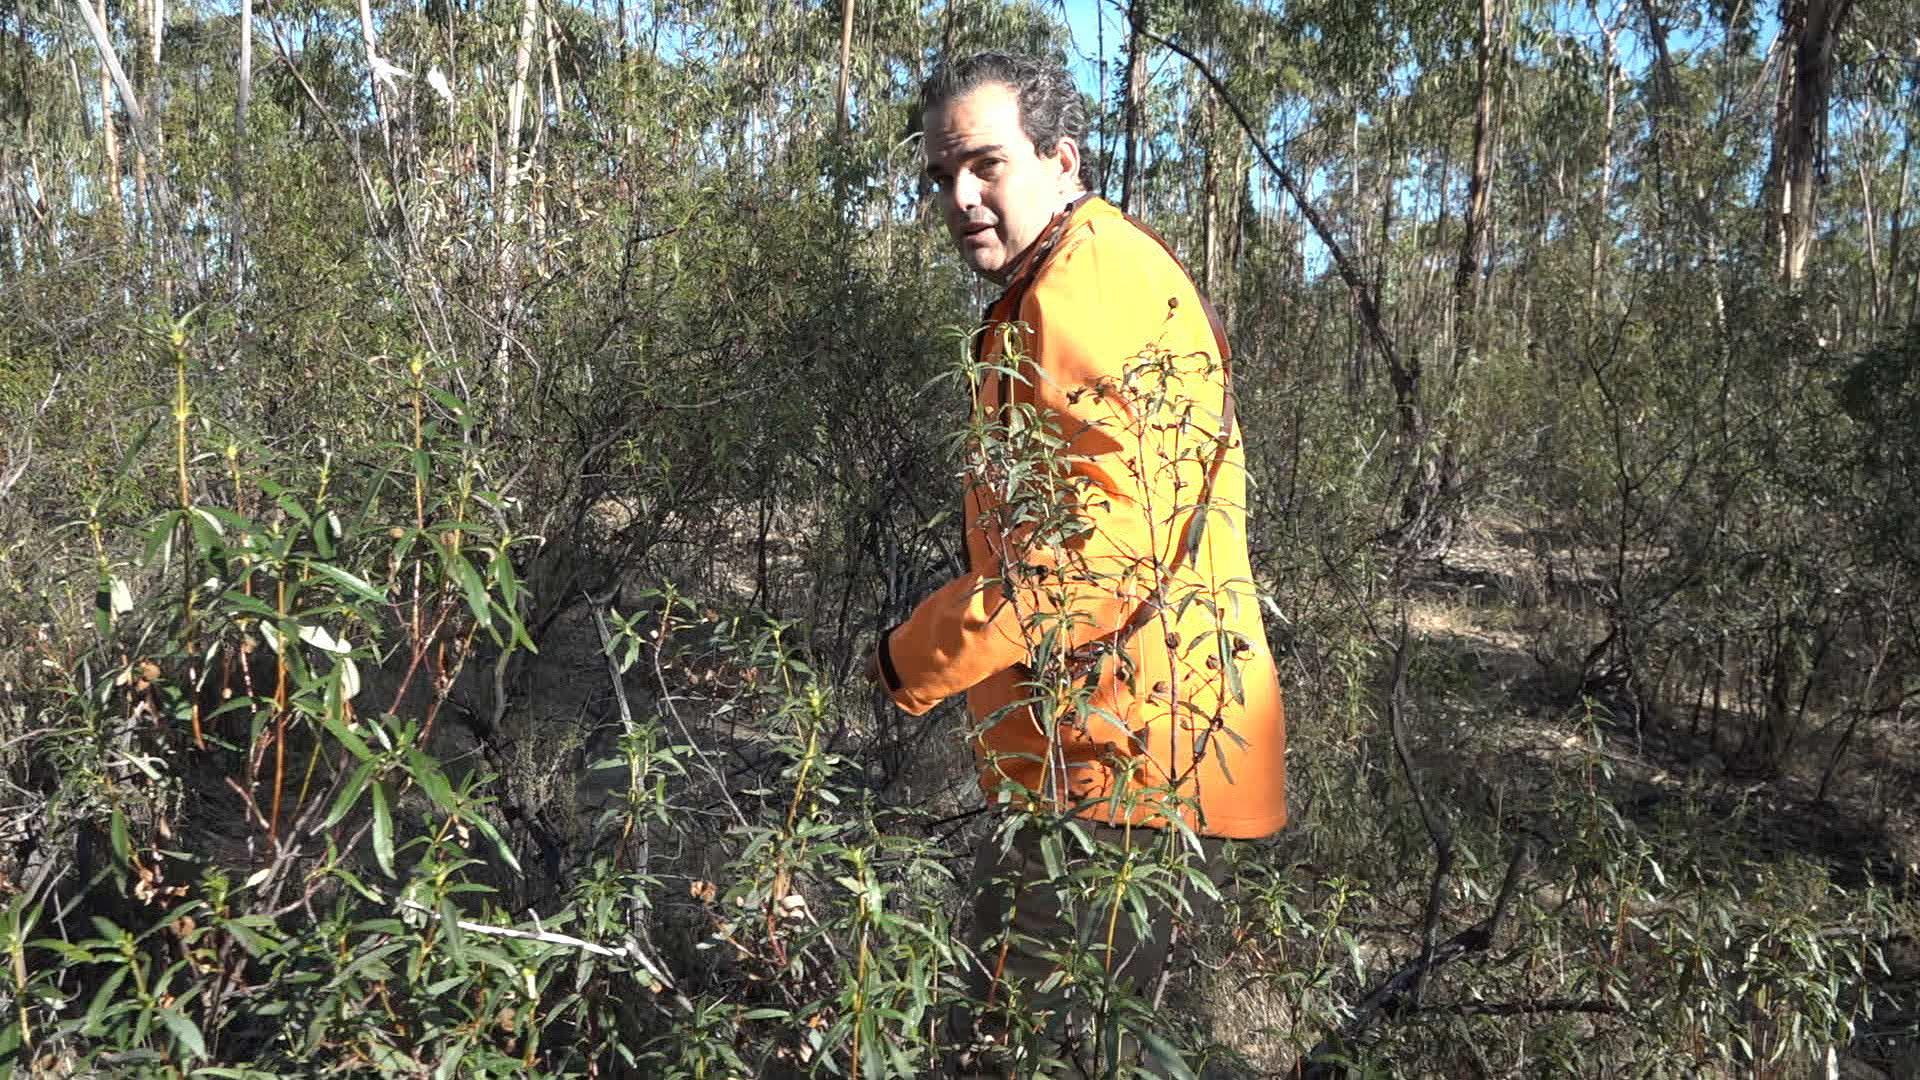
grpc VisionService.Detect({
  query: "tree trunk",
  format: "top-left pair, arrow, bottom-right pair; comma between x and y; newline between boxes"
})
835,0 -> 854,143
493,0 -> 541,410
231,0 -> 250,290
1120,0 -> 1147,214
1770,0 -> 1855,286
94,0 -> 119,222
1589,6 -> 1621,310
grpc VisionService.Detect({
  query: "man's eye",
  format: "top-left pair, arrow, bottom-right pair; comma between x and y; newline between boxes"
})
977,159 -> 1003,177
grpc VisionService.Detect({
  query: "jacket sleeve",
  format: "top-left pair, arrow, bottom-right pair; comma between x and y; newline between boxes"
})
879,228 -> 1202,716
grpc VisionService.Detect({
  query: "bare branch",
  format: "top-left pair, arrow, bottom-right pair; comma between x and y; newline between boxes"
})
394,898 -> 683,998
1139,29 -> 1409,403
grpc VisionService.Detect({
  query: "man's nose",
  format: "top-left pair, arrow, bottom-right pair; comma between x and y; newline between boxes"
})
949,170 -> 983,212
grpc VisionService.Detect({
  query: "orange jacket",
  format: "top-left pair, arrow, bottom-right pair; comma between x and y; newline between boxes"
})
878,196 -> 1286,839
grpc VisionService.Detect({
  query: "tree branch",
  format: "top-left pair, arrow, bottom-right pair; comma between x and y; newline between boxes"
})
1139,29 -> 1410,405
1291,622 -> 1536,1079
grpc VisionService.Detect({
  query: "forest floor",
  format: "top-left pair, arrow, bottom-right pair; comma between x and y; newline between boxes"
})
1191,521 -> 1920,1077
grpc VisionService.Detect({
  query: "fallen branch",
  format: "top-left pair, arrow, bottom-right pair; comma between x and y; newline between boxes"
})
1291,621 -> 1536,1079
1293,840 -> 1531,1078
396,897 -> 681,996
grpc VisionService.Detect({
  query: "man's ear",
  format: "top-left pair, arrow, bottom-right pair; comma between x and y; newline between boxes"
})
1049,136 -> 1082,192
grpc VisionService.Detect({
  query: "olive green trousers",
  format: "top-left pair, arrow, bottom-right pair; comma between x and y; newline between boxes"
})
949,817 -> 1231,1078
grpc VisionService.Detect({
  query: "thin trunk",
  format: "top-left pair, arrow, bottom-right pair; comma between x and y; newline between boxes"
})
617,0 -> 632,146
1201,90 -> 1219,299
1120,0 -> 1147,213
355,0 -> 394,154
1638,0 -> 1726,324
231,0 -> 250,289
1096,5 -> 1107,194
1588,2 -> 1622,310
494,0 -> 541,409
1456,0 -> 1509,327
1891,128 -> 1911,320
1855,121 -> 1882,324
132,0 -> 149,231
94,0 -> 119,221
1772,0 -> 1855,285
835,0 -> 853,143
146,0 -> 162,234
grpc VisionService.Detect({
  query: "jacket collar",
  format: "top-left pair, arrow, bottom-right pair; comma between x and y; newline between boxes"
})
991,191 -> 1098,305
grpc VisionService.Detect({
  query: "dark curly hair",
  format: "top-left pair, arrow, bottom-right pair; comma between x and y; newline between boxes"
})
919,51 -> 1090,189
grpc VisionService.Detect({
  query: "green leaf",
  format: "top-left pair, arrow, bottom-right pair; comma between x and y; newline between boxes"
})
493,547 -> 521,609
443,550 -> 492,629
158,1007 -> 208,1061
307,562 -> 386,605
370,782 -> 395,878
405,750 -> 457,814
108,808 -> 132,865
108,415 -> 162,491
322,761 -> 375,828
83,967 -> 129,1033
257,478 -> 308,522
465,811 -> 522,875
1218,633 -> 1245,705
322,715 -> 376,763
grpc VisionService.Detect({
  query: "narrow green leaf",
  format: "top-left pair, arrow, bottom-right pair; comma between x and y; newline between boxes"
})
322,715 -> 376,763
307,562 -> 387,605
158,1007 -> 208,1061
405,749 -> 456,814
465,812 -> 521,875
321,761 -> 375,828
370,782 -> 395,878
108,809 -> 132,865
443,550 -> 492,629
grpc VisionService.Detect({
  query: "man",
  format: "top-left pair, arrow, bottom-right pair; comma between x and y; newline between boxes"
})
870,50 -> 1288,1069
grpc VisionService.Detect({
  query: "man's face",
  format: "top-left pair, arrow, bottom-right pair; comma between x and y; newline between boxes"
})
923,82 -> 1081,284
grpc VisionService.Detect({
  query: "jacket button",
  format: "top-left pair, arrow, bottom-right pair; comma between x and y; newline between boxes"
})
1168,296 -> 1180,309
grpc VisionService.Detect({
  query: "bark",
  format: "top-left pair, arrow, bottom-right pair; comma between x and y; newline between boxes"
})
835,0 -> 854,143
231,0 -> 251,291
1589,4 -> 1622,309
1120,0 -> 1147,214
1769,0 -> 1855,286
93,0 -> 119,220
493,0 -> 542,410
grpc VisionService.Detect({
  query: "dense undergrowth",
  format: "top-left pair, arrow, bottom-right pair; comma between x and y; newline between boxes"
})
2,302 -> 1914,1077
